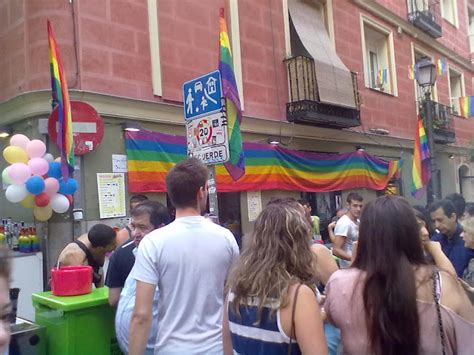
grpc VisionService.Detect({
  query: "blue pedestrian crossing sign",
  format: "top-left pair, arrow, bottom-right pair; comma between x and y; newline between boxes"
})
183,70 -> 222,121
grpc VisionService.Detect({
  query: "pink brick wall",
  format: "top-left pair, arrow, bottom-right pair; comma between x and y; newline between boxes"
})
335,0 -> 473,146
0,0 -> 471,146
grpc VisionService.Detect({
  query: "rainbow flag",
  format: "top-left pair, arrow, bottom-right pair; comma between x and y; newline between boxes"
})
408,65 -> 415,80
219,8 -> 245,181
437,58 -> 447,76
411,115 -> 431,199
48,20 -> 74,180
125,130 -> 402,193
377,69 -> 388,85
459,96 -> 474,118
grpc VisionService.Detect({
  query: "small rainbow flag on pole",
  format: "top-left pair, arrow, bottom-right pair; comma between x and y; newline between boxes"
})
437,58 -> 447,76
459,96 -> 474,118
48,20 -> 74,180
411,115 -> 431,199
219,8 -> 245,180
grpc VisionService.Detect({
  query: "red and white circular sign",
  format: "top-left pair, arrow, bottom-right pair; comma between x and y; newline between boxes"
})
48,101 -> 104,156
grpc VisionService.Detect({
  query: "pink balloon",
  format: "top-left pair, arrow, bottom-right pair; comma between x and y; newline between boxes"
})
44,177 -> 60,196
10,134 -> 30,150
28,157 -> 49,176
26,140 -> 46,159
8,163 -> 32,185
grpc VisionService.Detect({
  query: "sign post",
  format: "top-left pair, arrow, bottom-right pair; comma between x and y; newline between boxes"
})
183,70 -> 229,222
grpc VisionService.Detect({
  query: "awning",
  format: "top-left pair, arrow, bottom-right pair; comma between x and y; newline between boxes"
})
288,0 -> 356,108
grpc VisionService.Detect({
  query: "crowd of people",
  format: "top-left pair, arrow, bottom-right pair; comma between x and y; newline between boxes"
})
0,157 -> 473,354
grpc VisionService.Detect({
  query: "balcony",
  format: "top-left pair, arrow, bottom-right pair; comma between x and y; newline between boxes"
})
407,1 -> 442,38
284,56 -> 361,129
419,100 -> 456,144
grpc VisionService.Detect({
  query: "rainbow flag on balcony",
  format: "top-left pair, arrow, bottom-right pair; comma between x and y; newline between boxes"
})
437,58 -> 447,76
459,96 -> 474,118
411,115 -> 430,199
125,130 -> 402,193
377,69 -> 388,85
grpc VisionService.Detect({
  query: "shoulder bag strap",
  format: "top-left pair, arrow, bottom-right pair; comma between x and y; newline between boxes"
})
432,270 -> 447,355
288,284 -> 303,355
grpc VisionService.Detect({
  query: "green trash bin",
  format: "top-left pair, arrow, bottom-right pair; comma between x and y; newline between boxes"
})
32,287 -> 121,355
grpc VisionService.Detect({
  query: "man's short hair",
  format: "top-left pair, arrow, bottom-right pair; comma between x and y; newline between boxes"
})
88,224 -> 116,248
429,199 -> 457,220
466,203 -> 474,217
445,193 -> 465,218
347,192 -> 363,204
166,158 -> 208,209
130,194 -> 148,205
131,200 -> 170,228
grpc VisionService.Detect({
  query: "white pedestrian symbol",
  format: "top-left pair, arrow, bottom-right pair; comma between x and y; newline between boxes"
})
186,88 -> 194,115
200,96 -> 208,111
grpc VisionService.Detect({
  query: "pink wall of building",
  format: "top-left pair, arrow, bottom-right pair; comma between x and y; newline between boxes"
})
0,0 -> 472,146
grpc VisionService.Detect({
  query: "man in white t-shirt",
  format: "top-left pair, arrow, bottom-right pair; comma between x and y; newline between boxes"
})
129,158 -> 239,355
333,192 -> 363,268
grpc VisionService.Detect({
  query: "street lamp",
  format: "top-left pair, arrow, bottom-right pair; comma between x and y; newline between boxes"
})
416,57 -> 439,203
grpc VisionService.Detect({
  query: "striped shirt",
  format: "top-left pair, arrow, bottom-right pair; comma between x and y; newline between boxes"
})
227,292 -> 302,355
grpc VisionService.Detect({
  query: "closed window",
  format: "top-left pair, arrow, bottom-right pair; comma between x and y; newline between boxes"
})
441,0 -> 458,26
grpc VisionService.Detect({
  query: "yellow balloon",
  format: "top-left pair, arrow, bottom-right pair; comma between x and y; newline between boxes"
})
34,204 -> 53,221
21,194 -> 35,209
3,146 -> 29,164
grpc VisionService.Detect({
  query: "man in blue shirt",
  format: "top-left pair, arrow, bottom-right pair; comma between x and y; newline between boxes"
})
430,199 -> 474,277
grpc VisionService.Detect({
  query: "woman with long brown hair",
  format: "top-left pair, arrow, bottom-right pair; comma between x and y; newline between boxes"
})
325,196 -> 473,354
223,200 -> 327,355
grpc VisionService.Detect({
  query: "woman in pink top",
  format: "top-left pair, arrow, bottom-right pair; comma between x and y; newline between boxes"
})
325,196 -> 473,355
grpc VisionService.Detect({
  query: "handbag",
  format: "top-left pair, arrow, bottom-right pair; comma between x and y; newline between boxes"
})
288,284 -> 302,355
432,270 -> 447,355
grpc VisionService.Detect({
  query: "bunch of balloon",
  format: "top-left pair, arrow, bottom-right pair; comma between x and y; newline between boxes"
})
2,134 -> 78,222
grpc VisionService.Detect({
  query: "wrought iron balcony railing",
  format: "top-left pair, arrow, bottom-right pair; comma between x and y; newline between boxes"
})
284,56 -> 361,129
407,0 -> 442,38
418,100 -> 456,144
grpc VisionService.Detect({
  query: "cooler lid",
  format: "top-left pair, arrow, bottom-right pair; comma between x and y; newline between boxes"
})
32,287 -> 109,311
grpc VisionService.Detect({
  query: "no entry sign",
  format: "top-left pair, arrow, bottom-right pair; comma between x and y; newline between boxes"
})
48,101 -> 104,155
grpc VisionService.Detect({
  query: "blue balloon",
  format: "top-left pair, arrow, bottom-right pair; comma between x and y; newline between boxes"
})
26,176 -> 45,195
48,162 -> 62,179
59,178 -> 78,195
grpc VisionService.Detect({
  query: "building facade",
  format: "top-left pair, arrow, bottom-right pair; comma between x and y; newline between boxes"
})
1,0 -> 473,268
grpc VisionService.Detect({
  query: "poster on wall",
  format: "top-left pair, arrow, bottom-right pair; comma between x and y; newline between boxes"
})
247,190 -> 262,222
97,173 -> 126,219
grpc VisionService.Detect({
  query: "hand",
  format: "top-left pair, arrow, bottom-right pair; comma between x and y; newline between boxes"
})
328,221 -> 336,230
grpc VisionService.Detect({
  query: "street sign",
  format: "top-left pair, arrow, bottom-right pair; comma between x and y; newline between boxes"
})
48,101 -> 104,155
183,70 -> 222,121
186,111 -> 229,165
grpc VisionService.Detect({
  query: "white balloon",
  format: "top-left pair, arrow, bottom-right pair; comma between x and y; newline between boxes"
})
43,153 -> 54,162
5,184 -> 28,203
51,193 -> 70,214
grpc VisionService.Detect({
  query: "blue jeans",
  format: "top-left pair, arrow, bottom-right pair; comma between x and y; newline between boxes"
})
324,322 -> 341,355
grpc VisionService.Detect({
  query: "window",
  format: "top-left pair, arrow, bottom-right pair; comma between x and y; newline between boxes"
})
448,67 -> 464,115
441,0 -> 458,26
469,8 -> 474,52
361,17 -> 397,95
408,0 -> 429,12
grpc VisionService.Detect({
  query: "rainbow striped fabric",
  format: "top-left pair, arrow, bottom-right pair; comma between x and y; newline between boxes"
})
125,130 -> 402,193
377,69 -> 388,85
219,8 -> 245,181
411,115 -> 431,199
437,58 -> 447,76
459,96 -> 474,118
48,20 -> 74,180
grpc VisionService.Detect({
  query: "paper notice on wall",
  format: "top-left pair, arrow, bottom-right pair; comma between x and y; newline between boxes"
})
97,173 -> 126,219
247,190 -> 262,222
112,154 -> 128,173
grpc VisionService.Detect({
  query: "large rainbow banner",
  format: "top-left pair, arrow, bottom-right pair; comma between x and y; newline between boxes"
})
125,130 -> 401,193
